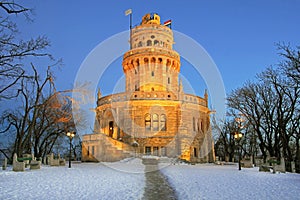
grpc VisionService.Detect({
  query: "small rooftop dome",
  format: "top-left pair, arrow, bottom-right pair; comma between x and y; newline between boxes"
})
141,13 -> 160,25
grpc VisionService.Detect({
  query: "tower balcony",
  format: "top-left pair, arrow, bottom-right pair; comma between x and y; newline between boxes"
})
96,91 -> 208,108
123,47 -> 179,61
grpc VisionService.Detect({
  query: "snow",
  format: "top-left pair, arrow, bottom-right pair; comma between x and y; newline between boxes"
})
1,159 -> 300,200
160,163 -> 300,200
0,159 -> 145,200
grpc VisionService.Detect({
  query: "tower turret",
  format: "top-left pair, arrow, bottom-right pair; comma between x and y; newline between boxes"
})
122,13 -> 180,94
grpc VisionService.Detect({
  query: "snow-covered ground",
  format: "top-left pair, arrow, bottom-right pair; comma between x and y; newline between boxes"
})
0,158 -> 300,200
0,159 -> 145,200
160,163 -> 300,200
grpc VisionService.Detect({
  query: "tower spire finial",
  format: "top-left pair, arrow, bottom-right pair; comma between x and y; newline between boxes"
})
97,88 -> 102,99
204,89 -> 208,99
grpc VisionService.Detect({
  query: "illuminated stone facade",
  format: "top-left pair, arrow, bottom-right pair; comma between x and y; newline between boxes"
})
82,13 -> 215,163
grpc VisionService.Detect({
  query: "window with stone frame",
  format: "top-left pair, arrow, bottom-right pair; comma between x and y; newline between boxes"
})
153,146 -> 159,156
145,114 -> 151,131
138,41 -> 142,47
92,146 -> 95,155
193,117 -> 196,131
145,146 -> 151,155
135,83 -> 139,91
160,114 -> 166,131
161,147 -> 167,156
147,40 -> 152,46
153,114 -> 159,131
194,147 -> 197,157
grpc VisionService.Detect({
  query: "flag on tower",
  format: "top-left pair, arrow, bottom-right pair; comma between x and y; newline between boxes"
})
164,19 -> 172,26
125,9 -> 132,16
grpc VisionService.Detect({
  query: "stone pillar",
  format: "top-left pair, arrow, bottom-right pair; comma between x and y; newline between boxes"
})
2,158 -> 7,170
291,162 -> 296,173
225,156 -> 229,162
273,157 -> 286,173
13,153 -> 25,172
43,156 -> 47,165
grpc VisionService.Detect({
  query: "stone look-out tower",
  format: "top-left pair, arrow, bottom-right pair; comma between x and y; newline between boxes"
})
82,13 -> 215,163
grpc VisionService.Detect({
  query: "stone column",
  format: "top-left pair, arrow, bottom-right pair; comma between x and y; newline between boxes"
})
291,161 -> 296,173
2,158 -> 7,170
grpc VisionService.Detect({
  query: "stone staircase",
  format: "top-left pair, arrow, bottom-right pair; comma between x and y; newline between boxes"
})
98,134 -> 134,162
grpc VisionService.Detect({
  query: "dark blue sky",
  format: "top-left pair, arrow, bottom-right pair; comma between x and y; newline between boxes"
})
12,0 -> 300,125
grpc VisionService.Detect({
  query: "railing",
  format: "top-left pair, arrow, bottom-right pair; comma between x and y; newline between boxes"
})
123,47 -> 179,60
96,92 -> 207,107
183,94 -> 207,107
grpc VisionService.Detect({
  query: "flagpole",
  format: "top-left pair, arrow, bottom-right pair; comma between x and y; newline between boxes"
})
125,9 -> 133,49
130,12 -> 132,49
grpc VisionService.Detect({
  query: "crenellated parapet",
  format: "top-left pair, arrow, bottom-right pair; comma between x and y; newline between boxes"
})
122,48 -> 180,72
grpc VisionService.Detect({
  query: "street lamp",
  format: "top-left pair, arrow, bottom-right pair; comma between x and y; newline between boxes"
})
66,131 -> 76,168
234,132 -> 243,170
235,115 -> 244,171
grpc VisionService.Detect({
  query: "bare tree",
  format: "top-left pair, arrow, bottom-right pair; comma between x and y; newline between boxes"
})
0,2 -> 29,14
0,1 -> 52,100
213,117 -> 236,162
227,44 -> 300,172
0,64 -> 89,160
0,1 -> 90,162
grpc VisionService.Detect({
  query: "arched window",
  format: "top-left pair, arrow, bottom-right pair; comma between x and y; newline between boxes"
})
151,57 -> 156,63
138,41 -> 142,47
144,58 -> 149,63
193,117 -> 196,131
145,114 -> 151,131
158,58 -> 162,63
109,121 -> 114,137
160,114 -> 166,131
153,114 -> 159,131
147,40 -> 152,46
154,40 -> 159,46
166,59 -> 171,67
194,147 -> 197,157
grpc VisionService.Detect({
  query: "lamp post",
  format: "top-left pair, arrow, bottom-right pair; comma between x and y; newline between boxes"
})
66,131 -> 76,168
234,132 -> 243,170
235,115 -> 244,170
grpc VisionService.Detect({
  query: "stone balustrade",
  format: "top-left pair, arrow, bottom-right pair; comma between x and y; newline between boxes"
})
97,92 -> 207,107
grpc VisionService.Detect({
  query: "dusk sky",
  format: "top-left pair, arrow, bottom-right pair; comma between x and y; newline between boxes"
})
12,0 -> 300,129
